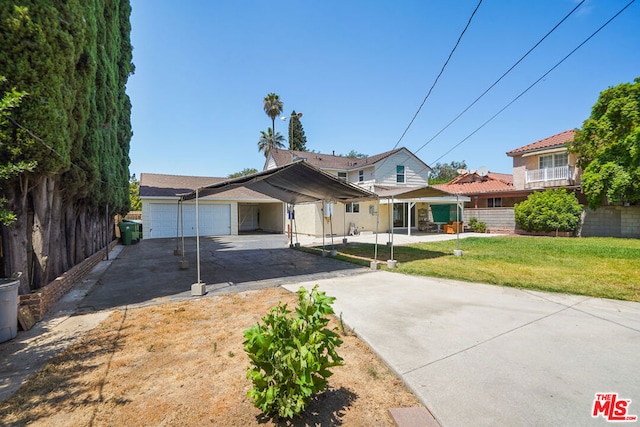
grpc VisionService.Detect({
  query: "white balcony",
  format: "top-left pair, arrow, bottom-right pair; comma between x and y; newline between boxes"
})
525,165 -> 573,184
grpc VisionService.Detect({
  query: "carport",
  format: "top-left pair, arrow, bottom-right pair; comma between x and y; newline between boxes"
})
374,186 -> 470,262
179,160 -> 377,294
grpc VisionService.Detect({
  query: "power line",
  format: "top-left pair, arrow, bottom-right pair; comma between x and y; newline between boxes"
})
391,0 -> 483,152
8,116 -> 130,190
411,0 -> 586,159
426,0 -> 637,172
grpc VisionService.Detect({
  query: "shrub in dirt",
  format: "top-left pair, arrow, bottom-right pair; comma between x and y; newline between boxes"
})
243,285 -> 344,419
514,189 -> 583,233
468,217 -> 487,233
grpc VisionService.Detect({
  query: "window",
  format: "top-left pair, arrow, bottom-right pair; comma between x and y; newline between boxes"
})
346,202 -> 360,213
358,170 -> 364,182
539,155 -> 553,169
337,172 -> 347,181
553,153 -> 568,167
487,198 -> 502,208
539,153 -> 568,169
396,165 -> 405,183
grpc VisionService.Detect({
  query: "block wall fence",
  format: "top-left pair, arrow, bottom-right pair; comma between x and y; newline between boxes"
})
19,240 -> 118,322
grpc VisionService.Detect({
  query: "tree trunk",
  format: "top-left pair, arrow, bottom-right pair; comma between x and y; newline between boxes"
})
2,182 -> 30,294
30,177 -> 55,287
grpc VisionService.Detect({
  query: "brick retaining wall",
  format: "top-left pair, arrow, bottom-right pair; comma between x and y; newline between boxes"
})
19,240 -> 118,322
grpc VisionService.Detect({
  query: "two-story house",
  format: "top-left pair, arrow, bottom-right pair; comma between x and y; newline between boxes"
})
265,147 -> 466,236
433,130 -> 583,232
506,129 -> 581,192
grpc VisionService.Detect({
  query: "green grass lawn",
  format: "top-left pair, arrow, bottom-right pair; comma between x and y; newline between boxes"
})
327,236 -> 640,302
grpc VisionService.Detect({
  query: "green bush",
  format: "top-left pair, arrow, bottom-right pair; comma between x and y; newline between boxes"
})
514,189 -> 583,233
243,285 -> 344,419
468,217 -> 487,233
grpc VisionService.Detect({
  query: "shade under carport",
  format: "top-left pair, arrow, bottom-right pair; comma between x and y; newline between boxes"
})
179,160 -> 378,294
180,160 -> 377,204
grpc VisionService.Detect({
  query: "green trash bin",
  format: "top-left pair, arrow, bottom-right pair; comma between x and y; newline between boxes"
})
118,222 -> 133,245
0,278 -> 19,343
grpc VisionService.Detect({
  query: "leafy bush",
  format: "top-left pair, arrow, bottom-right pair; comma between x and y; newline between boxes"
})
243,285 -> 344,419
514,189 -> 583,233
468,217 -> 487,233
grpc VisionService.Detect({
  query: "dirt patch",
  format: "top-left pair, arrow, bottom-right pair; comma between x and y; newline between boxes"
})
0,287 -> 421,426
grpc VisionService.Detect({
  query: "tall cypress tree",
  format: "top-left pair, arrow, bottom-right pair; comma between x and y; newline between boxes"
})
288,110 -> 307,151
0,0 -> 133,292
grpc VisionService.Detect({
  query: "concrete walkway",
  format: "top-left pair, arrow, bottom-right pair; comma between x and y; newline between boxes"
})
285,273 -> 640,426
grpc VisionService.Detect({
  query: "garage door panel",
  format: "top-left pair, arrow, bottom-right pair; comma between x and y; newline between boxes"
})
148,203 -> 230,239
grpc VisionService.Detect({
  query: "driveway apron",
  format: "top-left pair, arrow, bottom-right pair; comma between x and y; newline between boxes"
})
286,272 -> 640,427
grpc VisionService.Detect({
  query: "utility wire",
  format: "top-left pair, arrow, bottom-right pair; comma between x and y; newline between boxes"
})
8,116 -> 130,190
425,0 -> 637,174
391,0 -> 483,152
412,0 -> 586,159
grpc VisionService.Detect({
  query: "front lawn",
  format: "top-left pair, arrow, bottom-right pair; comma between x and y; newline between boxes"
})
332,236 -> 640,302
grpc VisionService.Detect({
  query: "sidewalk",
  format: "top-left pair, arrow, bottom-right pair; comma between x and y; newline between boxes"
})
0,246 -> 124,403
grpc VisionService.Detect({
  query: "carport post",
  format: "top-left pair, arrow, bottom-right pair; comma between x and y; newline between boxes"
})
191,188 -> 206,295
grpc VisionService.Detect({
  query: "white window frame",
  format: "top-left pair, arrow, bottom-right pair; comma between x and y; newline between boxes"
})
337,171 -> 347,181
358,170 -> 364,182
346,202 -> 360,213
396,165 -> 405,183
539,153 -> 568,169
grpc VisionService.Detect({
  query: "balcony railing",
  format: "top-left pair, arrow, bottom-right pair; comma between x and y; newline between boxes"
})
526,165 -> 573,183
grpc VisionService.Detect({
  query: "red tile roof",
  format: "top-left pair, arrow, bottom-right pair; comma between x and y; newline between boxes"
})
139,173 -> 273,200
432,172 -> 514,195
268,147 -> 428,170
506,130 -> 575,156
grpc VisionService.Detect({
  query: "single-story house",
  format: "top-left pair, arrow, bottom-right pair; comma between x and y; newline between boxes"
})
139,173 -> 285,239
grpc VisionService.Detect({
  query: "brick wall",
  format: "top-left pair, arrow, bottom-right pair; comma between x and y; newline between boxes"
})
19,240 -> 118,321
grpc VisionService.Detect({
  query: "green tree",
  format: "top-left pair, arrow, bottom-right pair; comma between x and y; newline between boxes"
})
129,174 -> 141,211
429,161 -> 467,184
263,93 -> 283,148
286,110 -> 307,151
228,168 -> 258,178
0,76 -> 36,226
569,78 -> 640,209
0,1 -> 133,292
344,150 -> 368,159
257,128 -> 285,158
514,189 -> 583,234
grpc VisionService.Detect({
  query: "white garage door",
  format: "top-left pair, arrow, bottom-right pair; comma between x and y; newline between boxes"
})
147,203 -> 231,238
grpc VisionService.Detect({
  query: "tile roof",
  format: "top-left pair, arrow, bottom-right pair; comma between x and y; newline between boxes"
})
506,129 -> 576,156
139,173 -> 274,200
432,172 -> 514,195
268,147 -> 423,170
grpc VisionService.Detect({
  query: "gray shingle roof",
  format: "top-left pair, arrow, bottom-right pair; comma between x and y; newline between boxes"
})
268,147 -> 415,170
139,173 -> 274,200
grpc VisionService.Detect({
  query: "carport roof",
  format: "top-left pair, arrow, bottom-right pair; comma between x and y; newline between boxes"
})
375,185 -> 470,203
179,160 -> 377,204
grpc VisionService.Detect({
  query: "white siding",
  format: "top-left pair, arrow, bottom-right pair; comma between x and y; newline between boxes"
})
374,149 -> 430,186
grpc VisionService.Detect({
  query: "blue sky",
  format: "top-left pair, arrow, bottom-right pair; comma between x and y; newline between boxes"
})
127,0 -> 639,178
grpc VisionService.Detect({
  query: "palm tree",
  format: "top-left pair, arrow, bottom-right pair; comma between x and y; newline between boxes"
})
257,128 -> 285,158
263,93 -> 283,141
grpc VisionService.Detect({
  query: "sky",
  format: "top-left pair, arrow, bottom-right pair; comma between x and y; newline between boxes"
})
127,0 -> 639,178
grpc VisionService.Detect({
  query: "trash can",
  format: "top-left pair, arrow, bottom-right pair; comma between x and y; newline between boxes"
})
0,278 -> 19,343
118,222 -> 133,245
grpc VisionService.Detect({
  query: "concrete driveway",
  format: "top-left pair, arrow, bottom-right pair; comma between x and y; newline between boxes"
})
78,234 -> 371,312
286,272 -> 640,427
